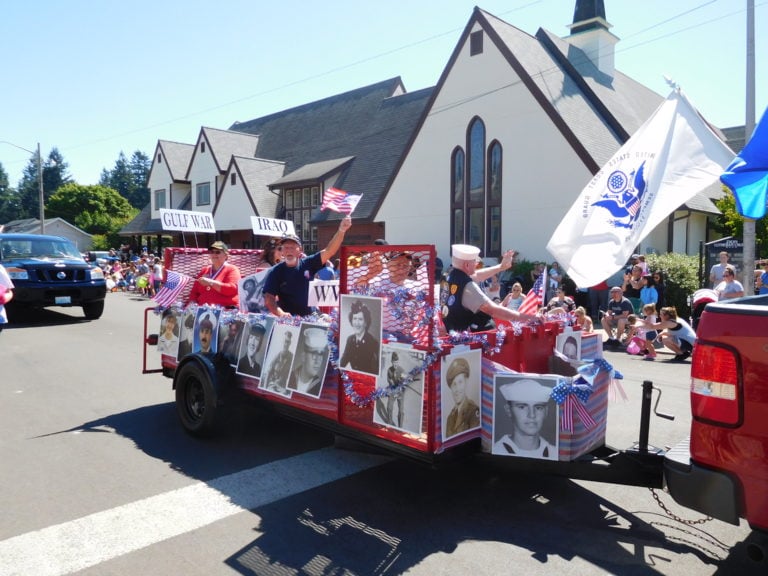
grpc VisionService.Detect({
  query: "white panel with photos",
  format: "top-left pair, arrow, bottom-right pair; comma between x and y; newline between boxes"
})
440,349 -> 482,440
373,344 -> 425,435
491,373 -> 559,460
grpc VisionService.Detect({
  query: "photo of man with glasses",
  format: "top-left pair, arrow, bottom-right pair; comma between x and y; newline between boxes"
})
287,324 -> 330,397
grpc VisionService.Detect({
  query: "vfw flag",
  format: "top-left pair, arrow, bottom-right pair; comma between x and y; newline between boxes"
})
547,89 -> 734,288
321,187 -> 362,215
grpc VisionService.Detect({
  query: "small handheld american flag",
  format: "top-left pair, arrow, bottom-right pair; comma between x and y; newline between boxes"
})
518,270 -> 546,316
153,270 -> 192,308
320,187 -> 362,215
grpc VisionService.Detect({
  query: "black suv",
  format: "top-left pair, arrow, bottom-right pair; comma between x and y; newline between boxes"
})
0,233 -> 107,319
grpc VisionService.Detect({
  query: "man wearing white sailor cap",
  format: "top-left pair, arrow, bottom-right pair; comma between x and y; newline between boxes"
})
492,378 -> 557,460
288,326 -> 329,396
440,244 -> 537,332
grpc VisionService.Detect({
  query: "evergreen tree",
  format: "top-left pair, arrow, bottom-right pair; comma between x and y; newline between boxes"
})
0,162 -> 22,223
128,150 -> 151,208
100,150 -> 151,209
16,147 -> 71,220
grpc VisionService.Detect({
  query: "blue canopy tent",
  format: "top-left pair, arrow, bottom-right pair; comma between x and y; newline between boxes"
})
721,106 -> 768,219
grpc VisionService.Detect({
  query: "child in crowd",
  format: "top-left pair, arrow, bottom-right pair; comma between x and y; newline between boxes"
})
640,303 -> 658,360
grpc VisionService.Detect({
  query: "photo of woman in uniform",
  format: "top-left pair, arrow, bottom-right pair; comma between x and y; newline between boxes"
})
339,295 -> 382,376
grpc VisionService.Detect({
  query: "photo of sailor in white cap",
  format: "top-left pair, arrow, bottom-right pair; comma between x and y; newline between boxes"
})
492,375 -> 558,460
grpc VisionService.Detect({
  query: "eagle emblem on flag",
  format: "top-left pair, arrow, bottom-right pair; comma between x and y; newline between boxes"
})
591,161 -> 647,230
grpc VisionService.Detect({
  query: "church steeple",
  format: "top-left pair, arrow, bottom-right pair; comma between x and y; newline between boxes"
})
566,0 -> 618,77
571,0 -> 607,34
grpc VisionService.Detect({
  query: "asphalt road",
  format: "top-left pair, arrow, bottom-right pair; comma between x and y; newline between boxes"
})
0,293 -> 765,576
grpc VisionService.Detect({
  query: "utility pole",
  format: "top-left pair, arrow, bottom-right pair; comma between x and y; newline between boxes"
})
741,0 -> 756,294
37,142 -> 45,234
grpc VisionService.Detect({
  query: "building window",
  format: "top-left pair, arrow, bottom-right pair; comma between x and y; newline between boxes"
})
449,119 -> 502,257
467,117 -> 485,251
470,30 -> 483,56
200,141 -> 206,153
196,182 -> 211,206
231,173 -> 236,186
487,141 -> 502,256
450,147 -> 465,244
155,189 -> 166,210
157,153 -> 162,164
282,185 -> 321,253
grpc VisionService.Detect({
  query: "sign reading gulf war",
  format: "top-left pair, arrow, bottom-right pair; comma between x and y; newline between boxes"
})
250,216 -> 296,237
307,280 -> 339,307
160,209 -> 216,233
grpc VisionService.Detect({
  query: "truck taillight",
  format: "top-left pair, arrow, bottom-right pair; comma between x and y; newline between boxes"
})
690,344 -> 740,426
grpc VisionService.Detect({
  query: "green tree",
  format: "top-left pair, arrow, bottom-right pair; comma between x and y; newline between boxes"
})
16,147 -> 72,219
99,150 -> 151,209
46,183 -> 138,245
128,150 -> 151,208
713,188 -> 768,259
0,162 -> 23,223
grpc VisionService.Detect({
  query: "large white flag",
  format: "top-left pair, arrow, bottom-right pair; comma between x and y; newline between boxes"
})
546,89 -> 735,287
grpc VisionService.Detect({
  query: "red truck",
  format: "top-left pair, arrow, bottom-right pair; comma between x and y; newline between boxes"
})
665,294 -> 768,559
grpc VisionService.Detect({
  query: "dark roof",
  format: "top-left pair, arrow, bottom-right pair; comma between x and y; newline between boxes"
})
119,203 -> 162,236
230,78 -> 433,221
158,140 -> 195,182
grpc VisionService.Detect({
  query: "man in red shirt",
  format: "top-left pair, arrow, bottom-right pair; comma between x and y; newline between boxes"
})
188,241 -> 242,308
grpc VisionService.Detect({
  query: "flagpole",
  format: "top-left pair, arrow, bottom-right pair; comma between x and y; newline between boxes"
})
742,0 -> 756,294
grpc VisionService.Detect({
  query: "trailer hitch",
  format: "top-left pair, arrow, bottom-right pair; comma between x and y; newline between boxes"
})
633,380 -> 674,455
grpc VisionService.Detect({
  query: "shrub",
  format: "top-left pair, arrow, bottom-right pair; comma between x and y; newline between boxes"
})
645,252 -> 699,318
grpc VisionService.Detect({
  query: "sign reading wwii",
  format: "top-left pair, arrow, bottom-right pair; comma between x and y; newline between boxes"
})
160,209 -> 216,233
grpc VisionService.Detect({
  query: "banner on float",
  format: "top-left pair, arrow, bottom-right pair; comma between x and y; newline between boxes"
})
159,209 -> 216,233
308,280 -> 339,307
250,216 -> 296,237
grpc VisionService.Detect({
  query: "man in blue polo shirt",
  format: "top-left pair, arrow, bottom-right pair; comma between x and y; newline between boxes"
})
264,216 -> 351,317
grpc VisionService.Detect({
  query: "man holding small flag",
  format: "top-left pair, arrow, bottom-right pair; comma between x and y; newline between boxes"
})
547,88 -> 735,288
440,244 -> 537,332
264,215 -> 352,317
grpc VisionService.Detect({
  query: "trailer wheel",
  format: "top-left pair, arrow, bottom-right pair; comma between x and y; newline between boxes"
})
175,360 -> 218,436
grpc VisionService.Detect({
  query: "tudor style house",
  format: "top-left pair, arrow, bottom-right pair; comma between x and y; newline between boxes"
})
122,1 -> 730,266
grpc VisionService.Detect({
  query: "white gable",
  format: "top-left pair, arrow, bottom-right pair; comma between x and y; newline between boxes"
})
187,137 -> 221,214
379,23 -> 593,264
215,157 -> 285,231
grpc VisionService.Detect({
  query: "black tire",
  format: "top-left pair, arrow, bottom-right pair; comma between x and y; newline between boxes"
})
175,360 -> 218,436
5,301 -> 26,323
82,300 -> 105,320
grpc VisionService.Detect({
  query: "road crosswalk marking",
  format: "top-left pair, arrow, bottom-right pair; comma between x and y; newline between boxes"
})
0,447 -> 388,576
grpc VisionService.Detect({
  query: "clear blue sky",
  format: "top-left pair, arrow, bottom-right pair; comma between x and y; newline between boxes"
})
1,0 -> 765,187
